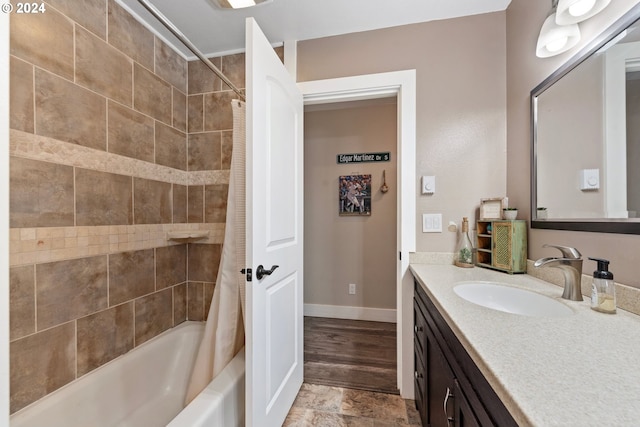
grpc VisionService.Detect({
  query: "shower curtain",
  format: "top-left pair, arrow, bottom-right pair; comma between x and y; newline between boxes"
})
185,100 -> 247,405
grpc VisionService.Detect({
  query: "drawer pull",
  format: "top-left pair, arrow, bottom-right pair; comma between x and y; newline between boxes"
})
443,387 -> 455,426
414,325 -> 423,333
414,371 -> 423,380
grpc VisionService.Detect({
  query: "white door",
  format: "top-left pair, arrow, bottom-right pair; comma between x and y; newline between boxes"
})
245,18 -> 304,427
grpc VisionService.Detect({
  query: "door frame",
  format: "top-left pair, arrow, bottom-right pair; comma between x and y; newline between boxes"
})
297,70 -> 416,398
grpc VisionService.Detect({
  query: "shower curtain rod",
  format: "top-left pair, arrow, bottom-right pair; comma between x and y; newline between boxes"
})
136,0 -> 246,101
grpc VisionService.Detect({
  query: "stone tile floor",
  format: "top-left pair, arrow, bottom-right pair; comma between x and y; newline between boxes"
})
283,383 -> 422,426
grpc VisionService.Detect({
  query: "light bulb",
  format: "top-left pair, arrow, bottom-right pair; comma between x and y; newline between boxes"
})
546,36 -> 569,53
227,0 -> 256,8
568,0 -> 596,17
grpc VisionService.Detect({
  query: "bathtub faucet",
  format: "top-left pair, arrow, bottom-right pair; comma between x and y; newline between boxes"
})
533,244 -> 583,301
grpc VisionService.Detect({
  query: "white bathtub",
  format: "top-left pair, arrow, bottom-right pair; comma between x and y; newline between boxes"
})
10,321 -> 245,427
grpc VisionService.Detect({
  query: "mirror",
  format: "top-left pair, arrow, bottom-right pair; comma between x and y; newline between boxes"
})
531,3 -> 640,234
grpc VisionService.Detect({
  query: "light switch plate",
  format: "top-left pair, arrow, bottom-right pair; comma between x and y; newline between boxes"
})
421,176 -> 435,194
422,213 -> 442,233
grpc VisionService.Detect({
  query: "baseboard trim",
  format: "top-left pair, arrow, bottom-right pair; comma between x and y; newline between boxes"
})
304,304 -> 397,323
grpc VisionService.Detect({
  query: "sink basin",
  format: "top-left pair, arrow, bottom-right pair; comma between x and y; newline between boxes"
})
453,282 -> 573,318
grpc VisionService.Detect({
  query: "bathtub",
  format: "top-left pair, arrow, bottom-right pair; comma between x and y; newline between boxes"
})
10,321 -> 245,427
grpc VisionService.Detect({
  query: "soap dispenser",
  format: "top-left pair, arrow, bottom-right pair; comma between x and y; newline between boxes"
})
589,257 -> 616,314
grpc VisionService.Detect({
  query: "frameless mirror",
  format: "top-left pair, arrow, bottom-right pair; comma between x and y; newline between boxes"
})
531,4 -> 640,234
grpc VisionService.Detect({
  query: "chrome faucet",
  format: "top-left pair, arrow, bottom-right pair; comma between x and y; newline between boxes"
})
533,244 -> 584,301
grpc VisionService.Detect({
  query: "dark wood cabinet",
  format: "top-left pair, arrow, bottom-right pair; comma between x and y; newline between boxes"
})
413,280 -> 517,427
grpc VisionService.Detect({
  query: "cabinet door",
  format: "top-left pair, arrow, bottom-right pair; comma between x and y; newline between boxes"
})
425,323 -> 456,427
454,379 -> 481,427
492,222 -> 513,270
414,301 -> 428,426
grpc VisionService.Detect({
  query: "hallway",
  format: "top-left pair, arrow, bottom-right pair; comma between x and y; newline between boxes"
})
283,317 -> 420,425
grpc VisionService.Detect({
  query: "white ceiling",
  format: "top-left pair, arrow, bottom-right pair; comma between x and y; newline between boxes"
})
117,0 -> 512,59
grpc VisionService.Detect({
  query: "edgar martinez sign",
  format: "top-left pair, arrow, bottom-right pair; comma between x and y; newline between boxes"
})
337,152 -> 391,164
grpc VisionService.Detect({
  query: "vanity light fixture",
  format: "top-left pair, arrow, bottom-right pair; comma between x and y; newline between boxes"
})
213,0 -> 272,9
536,0 -> 581,58
556,0 -> 611,25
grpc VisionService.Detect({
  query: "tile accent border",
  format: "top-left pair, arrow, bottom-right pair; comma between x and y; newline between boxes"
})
10,129 -> 229,186
10,223 -> 223,266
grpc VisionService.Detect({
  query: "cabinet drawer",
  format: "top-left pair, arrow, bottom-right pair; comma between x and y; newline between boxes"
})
414,300 -> 428,358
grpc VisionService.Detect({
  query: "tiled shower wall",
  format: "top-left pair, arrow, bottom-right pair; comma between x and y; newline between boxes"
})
8,0 -> 250,414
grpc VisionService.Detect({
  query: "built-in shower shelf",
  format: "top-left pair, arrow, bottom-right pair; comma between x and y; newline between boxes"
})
166,231 -> 210,242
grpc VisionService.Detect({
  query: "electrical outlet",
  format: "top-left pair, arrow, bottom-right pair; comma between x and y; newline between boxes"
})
349,283 -> 356,295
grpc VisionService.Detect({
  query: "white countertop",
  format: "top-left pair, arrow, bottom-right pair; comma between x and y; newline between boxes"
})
409,264 -> 640,427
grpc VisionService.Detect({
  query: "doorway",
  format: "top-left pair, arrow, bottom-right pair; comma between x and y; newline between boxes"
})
302,97 -> 398,394
298,70 -> 417,399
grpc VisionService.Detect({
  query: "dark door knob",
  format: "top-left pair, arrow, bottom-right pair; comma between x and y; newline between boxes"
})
256,264 -> 279,280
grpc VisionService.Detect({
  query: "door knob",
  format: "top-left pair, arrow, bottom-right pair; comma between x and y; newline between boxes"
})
256,264 -> 279,280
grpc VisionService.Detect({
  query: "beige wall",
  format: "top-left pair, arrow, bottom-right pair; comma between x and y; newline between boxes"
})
298,12 -> 507,253
304,102 -> 397,309
506,0 -> 640,287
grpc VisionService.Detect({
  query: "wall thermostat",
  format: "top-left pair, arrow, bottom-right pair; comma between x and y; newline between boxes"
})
580,169 -> 599,191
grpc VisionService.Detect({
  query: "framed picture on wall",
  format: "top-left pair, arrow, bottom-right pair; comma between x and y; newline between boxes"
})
339,174 -> 372,216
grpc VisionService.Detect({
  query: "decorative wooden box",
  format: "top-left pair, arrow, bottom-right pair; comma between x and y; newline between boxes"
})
476,220 -> 527,274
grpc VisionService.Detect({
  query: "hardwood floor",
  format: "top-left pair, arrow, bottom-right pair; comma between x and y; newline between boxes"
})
303,316 -> 398,395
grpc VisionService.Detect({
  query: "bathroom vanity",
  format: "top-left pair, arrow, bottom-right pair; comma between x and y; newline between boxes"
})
413,278 -> 517,426
411,264 -> 640,426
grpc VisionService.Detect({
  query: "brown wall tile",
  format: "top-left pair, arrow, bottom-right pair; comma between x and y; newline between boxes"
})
10,266 -> 35,341
10,322 -> 75,414
187,282 -> 204,321
221,131 -> 233,170
188,94 -> 204,133
204,91 -> 234,131
36,256 -> 108,330
134,63 -> 172,125
173,184 -> 187,223
10,156 -> 74,228
174,283 -> 187,324
205,184 -> 228,223
155,122 -> 187,171
47,0 -> 107,39
188,243 -> 221,282
187,185 -> 203,223
35,69 -> 107,151
10,56 -> 34,132
135,289 -> 173,345
188,58 -> 221,94
77,303 -> 134,376
107,0 -> 154,70
10,8 -> 74,80
221,53 -> 245,90
76,26 -> 133,106
133,178 -> 172,224
188,132 -> 221,171
76,168 -> 132,226
109,249 -> 155,306
156,245 -> 187,289
107,101 -> 154,162
173,88 -> 187,132
155,37 -> 187,93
